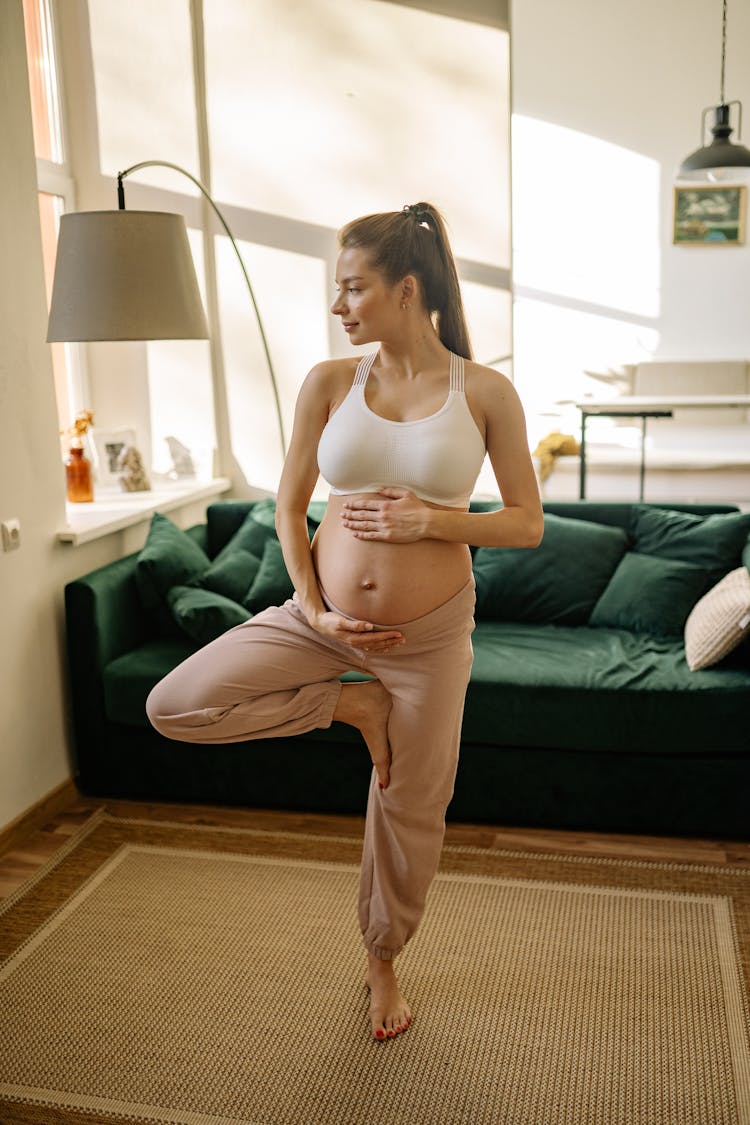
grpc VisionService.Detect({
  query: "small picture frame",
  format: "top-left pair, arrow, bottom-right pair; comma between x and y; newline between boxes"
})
673,185 -> 746,245
92,428 -> 137,487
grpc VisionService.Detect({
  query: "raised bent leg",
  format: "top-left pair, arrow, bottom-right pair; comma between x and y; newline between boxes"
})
146,598 -> 355,744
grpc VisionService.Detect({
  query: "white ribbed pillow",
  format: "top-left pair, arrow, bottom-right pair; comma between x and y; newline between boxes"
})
684,567 -> 750,671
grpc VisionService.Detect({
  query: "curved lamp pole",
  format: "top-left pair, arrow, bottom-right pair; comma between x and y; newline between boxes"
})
47,160 -> 287,466
118,160 -> 286,457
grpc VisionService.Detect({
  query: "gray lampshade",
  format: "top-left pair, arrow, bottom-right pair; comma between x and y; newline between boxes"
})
46,210 -> 209,342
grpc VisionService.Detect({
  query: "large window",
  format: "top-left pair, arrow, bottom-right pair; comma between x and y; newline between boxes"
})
54,0 -> 511,494
23,0 -> 83,444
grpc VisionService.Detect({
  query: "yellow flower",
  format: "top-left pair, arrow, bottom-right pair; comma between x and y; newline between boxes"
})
60,410 -> 94,443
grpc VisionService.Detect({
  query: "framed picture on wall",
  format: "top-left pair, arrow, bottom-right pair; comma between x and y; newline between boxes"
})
673,185 -> 746,245
92,428 -> 137,487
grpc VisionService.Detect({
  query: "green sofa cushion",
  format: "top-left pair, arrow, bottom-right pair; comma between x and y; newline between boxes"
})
135,513 -> 211,636
135,501 -> 300,645
214,497 -> 280,560
104,639 -> 197,726
193,547 -> 261,604
463,621 -> 750,754
306,500 -> 328,528
168,585 -> 251,646
244,538 -> 294,613
206,498 -> 324,558
589,553 -> 710,636
630,506 -> 750,580
472,513 -> 627,624
104,623 -> 750,752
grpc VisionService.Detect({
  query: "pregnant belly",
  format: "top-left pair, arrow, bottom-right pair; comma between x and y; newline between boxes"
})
311,494 -> 472,625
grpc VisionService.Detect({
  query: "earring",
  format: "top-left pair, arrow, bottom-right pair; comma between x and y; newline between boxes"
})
401,302 -> 409,312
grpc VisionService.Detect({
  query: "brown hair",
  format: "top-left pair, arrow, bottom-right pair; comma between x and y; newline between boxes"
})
337,203 -> 473,360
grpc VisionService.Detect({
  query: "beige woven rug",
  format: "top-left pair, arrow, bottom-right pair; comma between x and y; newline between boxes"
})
1,811 -> 750,1125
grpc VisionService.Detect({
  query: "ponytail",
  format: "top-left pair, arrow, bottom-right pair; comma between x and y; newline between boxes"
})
338,202 -> 473,360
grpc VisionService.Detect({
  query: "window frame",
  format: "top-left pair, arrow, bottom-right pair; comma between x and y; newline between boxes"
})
26,0 -> 90,438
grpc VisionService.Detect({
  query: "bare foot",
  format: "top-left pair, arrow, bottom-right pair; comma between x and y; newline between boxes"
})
333,681 -> 392,788
366,954 -> 412,1040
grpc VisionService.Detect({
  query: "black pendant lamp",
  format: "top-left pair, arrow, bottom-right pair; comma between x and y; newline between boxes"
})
678,0 -> 750,181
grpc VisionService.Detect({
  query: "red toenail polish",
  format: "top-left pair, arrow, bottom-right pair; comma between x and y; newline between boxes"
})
378,782 -> 383,789
375,1029 -> 385,1040
387,1030 -> 395,1037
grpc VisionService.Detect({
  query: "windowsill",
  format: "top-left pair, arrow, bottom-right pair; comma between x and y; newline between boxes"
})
57,477 -> 232,546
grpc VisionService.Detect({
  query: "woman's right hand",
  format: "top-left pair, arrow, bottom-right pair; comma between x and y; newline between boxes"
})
312,610 -> 404,654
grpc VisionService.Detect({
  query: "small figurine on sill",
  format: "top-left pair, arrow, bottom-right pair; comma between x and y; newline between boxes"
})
117,445 -> 152,492
165,435 -> 196,479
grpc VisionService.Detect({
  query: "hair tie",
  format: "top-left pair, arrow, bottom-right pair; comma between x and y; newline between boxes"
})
403,203 -> 431,225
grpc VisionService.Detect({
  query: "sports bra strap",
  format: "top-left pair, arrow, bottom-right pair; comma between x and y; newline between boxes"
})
353,353 -> 377,385
449,352 -> 464,392
354,351 -> 464,390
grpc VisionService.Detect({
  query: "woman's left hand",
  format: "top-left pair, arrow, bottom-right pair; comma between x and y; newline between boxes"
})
341,488 -> 429,542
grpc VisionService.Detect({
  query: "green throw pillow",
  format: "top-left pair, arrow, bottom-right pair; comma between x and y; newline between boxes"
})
472,513 -> 627,625
211,497 -> 278,562
193,547 -> 262,605
589,553 -> 709,636
213,497 -> 280,561
630,506 -> 750,580
306,500 -> 327,530
244,538 -> 295,612
743,538 -> 750,572
167,586 -> 251,647
135,512 -> 211,635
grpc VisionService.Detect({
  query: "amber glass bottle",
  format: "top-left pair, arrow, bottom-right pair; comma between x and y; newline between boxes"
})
65,445 -> 94,503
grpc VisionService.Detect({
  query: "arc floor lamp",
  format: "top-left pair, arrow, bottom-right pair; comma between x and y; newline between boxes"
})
46,159 -> 287,461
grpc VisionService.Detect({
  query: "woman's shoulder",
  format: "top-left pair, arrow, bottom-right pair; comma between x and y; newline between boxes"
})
464,359 -> 515,403
305,356 -> 361,388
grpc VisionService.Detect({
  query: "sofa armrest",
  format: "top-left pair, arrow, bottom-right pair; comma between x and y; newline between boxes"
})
65,553 -> 150,669
64,551 -> 150,775
63,524 -> 208,754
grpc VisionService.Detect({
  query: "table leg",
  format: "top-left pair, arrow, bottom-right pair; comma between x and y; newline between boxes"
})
579,411 -> 588,500
639,415 -> 647,502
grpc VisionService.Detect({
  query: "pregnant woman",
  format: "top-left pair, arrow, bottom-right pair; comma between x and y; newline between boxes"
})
146,202 -> 543,1041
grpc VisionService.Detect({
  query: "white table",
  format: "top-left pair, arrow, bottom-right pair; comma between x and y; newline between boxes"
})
573,395 -> 750,500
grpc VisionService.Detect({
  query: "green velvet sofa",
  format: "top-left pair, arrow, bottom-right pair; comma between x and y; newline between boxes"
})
64,499 -> 750,839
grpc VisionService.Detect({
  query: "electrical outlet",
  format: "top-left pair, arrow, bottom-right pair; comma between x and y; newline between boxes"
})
1,519 -> 21,552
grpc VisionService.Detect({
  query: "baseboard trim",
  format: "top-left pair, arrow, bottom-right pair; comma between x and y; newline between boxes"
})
0,777 -> 80,858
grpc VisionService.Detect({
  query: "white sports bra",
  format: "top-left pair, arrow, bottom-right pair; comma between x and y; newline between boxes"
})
317,351 -> 486,509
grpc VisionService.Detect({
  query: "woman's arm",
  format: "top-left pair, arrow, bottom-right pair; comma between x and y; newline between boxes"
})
275,363 -> 333,623
276,363 -> 405,654
340,368 -> 544,548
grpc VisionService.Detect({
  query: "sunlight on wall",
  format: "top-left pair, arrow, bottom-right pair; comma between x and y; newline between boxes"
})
147,230 -> 215,476
461,281 -> 512,370
215,237 -> 329,492
512,116 -> 662,445
512,116 -> 660,317
514,299 -> 660,449
204,0 -> 510,267
88,0 -> 200,194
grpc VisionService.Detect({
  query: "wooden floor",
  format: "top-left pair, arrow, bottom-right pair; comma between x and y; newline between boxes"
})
2,790 -> 750,902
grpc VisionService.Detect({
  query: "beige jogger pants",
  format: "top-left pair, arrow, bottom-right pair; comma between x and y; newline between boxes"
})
146,578 -> 476,960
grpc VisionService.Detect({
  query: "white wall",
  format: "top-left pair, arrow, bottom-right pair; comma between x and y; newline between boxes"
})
510,0 -> 750,439
0,0 -> 224,832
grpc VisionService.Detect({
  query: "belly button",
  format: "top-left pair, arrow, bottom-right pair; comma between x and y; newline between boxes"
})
360,579 -> 376,590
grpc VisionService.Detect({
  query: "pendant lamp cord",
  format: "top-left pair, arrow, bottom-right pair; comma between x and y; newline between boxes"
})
720,0 -> 727,104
